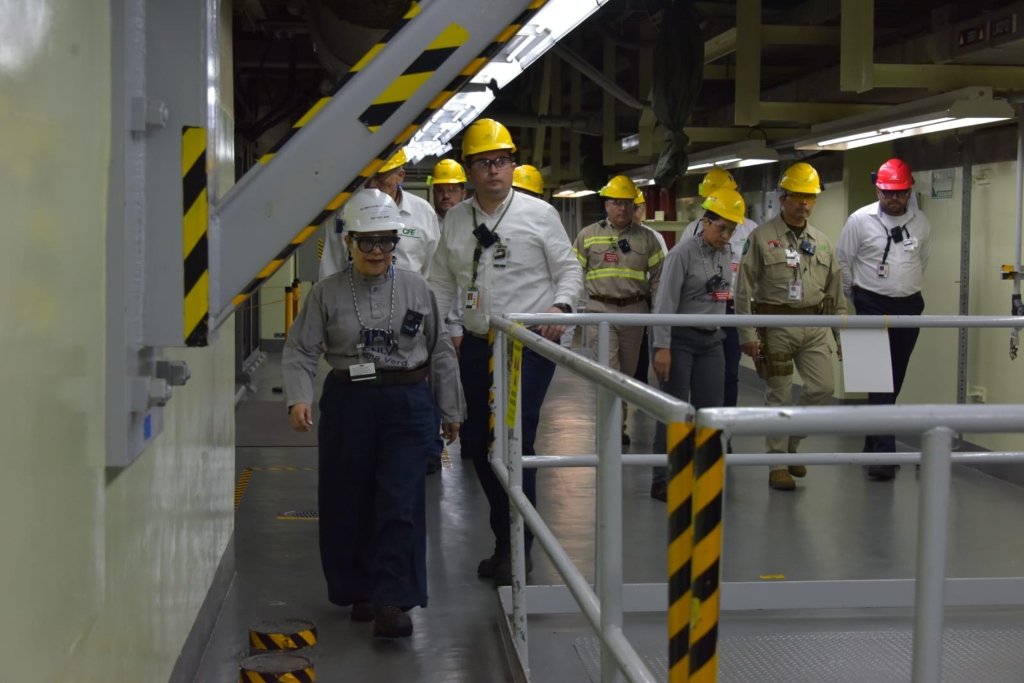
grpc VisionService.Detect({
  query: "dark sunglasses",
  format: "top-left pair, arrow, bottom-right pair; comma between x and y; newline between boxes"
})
879,189 -> 911,198
352,235 -> 400,253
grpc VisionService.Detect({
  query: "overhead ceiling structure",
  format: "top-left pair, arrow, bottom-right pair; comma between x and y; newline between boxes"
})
232,0 -> 1024,190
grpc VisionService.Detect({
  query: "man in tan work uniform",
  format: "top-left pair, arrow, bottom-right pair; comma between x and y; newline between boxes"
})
574,175 -> 664,444
735,162 -> 845,491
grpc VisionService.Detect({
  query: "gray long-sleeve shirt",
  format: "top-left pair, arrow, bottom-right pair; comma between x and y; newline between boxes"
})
651,234 -> 733,348
282,267 -> 465,423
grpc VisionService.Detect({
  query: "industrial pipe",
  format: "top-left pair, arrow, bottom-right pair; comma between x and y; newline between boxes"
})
292,279 -> 301,320
284,286 -> 294,339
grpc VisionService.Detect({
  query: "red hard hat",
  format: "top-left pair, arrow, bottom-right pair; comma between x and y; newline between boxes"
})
876,159 -> 914,190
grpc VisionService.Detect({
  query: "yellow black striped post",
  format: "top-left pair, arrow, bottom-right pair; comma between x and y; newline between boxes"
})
488,330 -> 496,457
234,468 -> 253,512
667,421 -> 696,683
689,427 -> 725,682
229,1 -> 551,310
249,618 -> 318,653
239,653 -> 314,683
182,126 -> 209,346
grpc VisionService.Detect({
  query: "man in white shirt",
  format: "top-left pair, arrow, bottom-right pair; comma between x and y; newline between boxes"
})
319,147 -> 440,279
429,119 -> 583,586
836,158 -> 931,480
685,169 -> 758,412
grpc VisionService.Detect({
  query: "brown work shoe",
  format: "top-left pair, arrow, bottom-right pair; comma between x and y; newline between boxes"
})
788,465 -> 807,478
769,470 -> 796,491
373,606 -> 413,638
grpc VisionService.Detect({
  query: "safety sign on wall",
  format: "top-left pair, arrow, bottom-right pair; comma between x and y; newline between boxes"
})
931,169 -> 954,199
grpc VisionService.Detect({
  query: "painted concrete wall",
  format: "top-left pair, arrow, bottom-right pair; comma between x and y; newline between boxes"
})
0,2 -> 234,680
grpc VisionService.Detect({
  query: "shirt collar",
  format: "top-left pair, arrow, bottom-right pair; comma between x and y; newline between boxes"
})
471,188 -> 514,217
875,201 -> 914,222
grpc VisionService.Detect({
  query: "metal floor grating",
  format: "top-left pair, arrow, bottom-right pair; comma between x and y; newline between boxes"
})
574,628 -> 1024,682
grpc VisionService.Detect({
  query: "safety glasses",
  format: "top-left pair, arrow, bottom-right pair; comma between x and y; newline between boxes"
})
469,157 -> 513,172
879,188 -> 911,198
785,193 -> 817,204
352,236 -> 400,254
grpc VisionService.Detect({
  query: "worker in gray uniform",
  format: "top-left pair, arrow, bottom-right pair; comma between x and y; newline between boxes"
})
283,189 -> 465,639
649,188 -> 746,501
735,162 -> 846,491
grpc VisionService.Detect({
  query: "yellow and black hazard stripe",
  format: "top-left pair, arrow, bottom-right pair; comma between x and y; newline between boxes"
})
250,619 -> 318,652
182,126 -> 209,346
667,420 -> 695,683
234,468 -> 253,512
239,653 -> 314,683
488,330 -> 496,457
317,237 -> 324,261
232,1 -> 550,309
689,427 -> 725,683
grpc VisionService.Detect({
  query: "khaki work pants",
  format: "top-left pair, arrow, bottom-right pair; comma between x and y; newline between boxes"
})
762,326 -> 835,469
586,298 -> 649,426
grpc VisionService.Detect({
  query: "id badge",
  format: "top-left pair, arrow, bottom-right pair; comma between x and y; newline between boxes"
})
349,361 -> 377,381
712,290 -> 732,302
788,280 -> 803,300
877,263 -> 890,278
465,287 -> 480,310
902,237 -> 917,252
732,261 -> 739,272
493,246 -> 508,268
786,249 -> 800,268
604,252 -> 619,263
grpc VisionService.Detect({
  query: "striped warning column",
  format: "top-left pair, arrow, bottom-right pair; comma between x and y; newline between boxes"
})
689,427 -> 725,683
239,653 -> 314,682
249,619 -> 317,652
182,126 -> 209,346
667,420 -> 696,683
488,330 -> 496,458
230,1 -> 551,309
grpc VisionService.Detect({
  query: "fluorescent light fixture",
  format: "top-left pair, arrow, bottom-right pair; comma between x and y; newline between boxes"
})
794,87 -> 1014,151
684,139 -> 780,174
554,190 -> 575,197
571,189 -> 597,197
621,134 -> 640,150
406,0 -> 610,165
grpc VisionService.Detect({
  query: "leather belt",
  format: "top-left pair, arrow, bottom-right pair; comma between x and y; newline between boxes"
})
754,302 -> 822,316
332,365 -> 429,386
467,331 -> 490,341
588,294 -> 646,307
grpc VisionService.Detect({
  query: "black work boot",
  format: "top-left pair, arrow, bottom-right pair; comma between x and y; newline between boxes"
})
351,601 -> 374,622
494,553 -> 533,586
867,464 -> 897,481
477,550 -> 506,578
650,481 -> 667,502
426,455 -> 441,475
373,606 -> 413,638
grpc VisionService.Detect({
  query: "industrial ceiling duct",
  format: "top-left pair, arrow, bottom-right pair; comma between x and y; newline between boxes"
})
306,0 -> 410,79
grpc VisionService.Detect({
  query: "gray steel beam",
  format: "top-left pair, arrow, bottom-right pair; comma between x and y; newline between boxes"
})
840,0 -> 873,92
210,0 -> 536,324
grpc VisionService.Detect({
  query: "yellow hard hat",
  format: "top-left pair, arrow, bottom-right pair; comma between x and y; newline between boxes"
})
634,187 -> 645,205
462,118 -> 516,159
698,168 -> 737,198
599,175 -> 638,200
430,159 -> 467,185
378,147 -> 407,174
779,162 -> 822,194
702,188 -> 746,224
512,165 -> 544,195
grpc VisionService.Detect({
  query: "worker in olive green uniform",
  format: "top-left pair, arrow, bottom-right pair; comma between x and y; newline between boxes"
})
574,175 -> 665,444
735,162 -> 845,491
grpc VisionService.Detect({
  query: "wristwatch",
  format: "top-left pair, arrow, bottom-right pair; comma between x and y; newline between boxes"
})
552,303 -> 572,314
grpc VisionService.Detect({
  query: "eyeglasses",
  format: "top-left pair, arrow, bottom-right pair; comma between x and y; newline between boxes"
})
879,188 -> 911,199
352,236 -> 400,253
605,199 -> 634,209
706,220 -> 736,235
434,186 -> 464,196
469,157 -> 513,172
785,193 -> 817,204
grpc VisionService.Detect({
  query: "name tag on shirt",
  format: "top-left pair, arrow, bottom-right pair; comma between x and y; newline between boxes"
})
712,290 -> 732,302
786,249 -> 800,268
789,281 -> 803,300
902,237 -> 917,252
732,261 -> 739,272
604,252 -> 619,263
465,286 -> 480,310
493,246 -> 508,268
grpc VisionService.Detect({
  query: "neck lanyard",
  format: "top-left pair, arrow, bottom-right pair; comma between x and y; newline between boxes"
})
698,240 -> 723,280
470,193 -> 514,286
880,223 -> 910,265
348,269 -> 397,356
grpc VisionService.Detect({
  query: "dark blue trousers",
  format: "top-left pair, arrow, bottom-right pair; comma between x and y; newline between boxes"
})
460,333 -> 556,555
723,302 -> 741,407
853,288 -> 925,453
317,373 -> 435,608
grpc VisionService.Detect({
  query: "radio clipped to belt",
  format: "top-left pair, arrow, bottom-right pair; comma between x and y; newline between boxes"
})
750,301 -> 795,379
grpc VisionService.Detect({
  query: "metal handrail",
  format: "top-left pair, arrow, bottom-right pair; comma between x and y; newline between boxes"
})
507,312 -> 1024,329
520,451 -> 1024,468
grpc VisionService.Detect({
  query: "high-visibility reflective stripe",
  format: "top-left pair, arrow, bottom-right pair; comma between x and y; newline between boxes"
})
649,251 -> 666,267
585,268 -> 646,282
583,235 -> 618,248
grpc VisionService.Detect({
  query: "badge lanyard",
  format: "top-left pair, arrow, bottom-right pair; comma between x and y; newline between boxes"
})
347,269 -> 396,380
878,224 -> 910,278
466,194 -> 515,309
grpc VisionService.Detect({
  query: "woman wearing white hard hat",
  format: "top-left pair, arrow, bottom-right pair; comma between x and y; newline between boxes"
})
282,188 -> 465,638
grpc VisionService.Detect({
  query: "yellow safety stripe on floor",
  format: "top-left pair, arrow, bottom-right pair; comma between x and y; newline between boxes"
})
231,2 -> 550,309
258,2 -> 422,164
667,421 -> 695,683
250,629 -> 317,652
240,669 -> 315,683
689,426 -> 724,683
234,468 -> 253,512
183,126 -> 209,346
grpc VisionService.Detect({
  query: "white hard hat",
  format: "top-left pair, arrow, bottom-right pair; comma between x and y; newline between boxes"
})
342,188 -> 405,233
